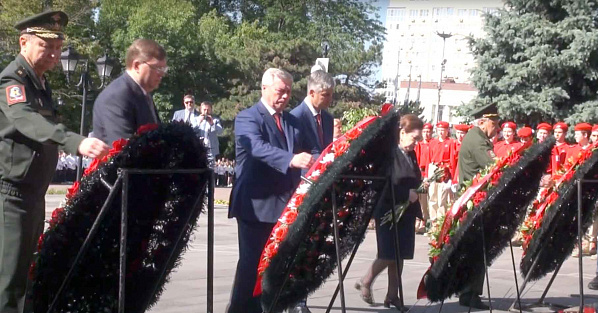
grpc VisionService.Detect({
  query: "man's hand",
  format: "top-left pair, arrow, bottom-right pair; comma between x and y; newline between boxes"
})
290,152 -> 315,169
78,138 -> 109,159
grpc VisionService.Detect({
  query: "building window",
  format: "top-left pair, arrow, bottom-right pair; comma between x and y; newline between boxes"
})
433,7 -> 455,18
410,9 -> 418,17
458,9 -> 467,17
469,9 -> 478,16
420,9 -> 429,17
388,8 -> 407,22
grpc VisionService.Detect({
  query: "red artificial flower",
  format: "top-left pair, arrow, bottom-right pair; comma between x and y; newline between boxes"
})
337,208 -> 350,218
37,233 -> 44,252
273,225 -> 289,242
333,140 -> 350,157
83,158 -> 101,177
490,171 -> 502,186
108,138 -> 129,158
283,210 -> 298,224
344,127 -> 362,140
137,123 -> 159,134
49,207 -> 65,228
66,181 -> 80,199
263,242 -> 278,259
443,235 -> 451,244
562,169 -> 575,183
546,192 -> 558,205
472,191 -> 487,206
381,103 -> 393,116
28,262 -> 36,280
293,193 -> 306,206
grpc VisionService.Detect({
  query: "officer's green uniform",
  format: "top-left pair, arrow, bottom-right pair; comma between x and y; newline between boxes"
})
455,103 -> 499,308
458,126 -> 495,185
0,11 -> 85,313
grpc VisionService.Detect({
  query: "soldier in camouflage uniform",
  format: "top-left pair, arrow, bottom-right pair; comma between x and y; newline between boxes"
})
0,11 -> 108,312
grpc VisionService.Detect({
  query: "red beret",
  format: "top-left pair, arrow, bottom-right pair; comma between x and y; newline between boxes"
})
517,127 -> 532,138
537,123 -> 552,131
575,123 -> 592,132
593,124 -> 598,132
454,124 -> 471,132
436,121 -> 449,129
554,122 -> 568,131
501,122 -> 516,130
423,123 -> 433,130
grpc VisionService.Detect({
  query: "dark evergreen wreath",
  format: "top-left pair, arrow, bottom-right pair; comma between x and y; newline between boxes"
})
29,122 -> 209,313
520,148 -> 598,281
424,138 -> 555,302
260,109 -> 399,312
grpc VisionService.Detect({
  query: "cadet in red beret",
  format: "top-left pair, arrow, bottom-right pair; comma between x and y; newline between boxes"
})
591,124 -> 598,144
428,121 -> 455,221
494,122 -> 519,158
566,123 -> 593,165
450,124 -> 470,184
518,126 -> 533,146
551,122 -> 570,175
536,123 -> 552,143
415,123 -> 434,230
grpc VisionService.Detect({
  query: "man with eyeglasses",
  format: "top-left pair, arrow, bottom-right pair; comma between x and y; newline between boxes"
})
93,39 -> 167,144
172,94 -> 200,125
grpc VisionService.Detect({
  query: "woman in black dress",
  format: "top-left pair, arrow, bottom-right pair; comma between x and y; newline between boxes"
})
355,114 -> 424,310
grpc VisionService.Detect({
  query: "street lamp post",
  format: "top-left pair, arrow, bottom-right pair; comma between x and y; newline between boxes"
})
61,47 -> 115,181
435,31 -> 453,124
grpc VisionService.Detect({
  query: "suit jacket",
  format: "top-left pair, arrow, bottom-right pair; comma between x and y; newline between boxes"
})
375,146 -> 423,220
290,101 -> 334,155
92,72 -> 161,144
228,101 -> 316,223
172,109 -> 200,123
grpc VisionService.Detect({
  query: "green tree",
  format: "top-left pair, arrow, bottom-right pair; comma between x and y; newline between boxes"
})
464,0 -> 598,127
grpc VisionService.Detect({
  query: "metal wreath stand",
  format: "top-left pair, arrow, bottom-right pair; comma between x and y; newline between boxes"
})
45,168 -> 216,313
265,153 -> 407,313
507,179 -> 598,313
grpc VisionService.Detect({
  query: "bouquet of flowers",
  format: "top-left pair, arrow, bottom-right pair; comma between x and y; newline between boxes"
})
380,165 -> 446,227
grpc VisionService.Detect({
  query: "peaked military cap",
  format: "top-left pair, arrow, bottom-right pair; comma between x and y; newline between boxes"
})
471,103 -> 499,120
14,10 -> 68,39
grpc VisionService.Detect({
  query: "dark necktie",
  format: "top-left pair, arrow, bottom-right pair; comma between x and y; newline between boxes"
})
315,113 -> 324,147
273,113 -> 286,139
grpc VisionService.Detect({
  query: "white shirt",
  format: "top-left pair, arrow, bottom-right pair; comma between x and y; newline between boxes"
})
260,98 -> 277,116
303,97 -> 320,117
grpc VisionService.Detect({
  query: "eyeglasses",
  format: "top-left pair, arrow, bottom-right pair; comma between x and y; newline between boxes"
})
184,101 -> 194,104
143,61 -> 169,74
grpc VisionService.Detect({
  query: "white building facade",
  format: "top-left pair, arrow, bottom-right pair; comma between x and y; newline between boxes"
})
378,0 -> 503,124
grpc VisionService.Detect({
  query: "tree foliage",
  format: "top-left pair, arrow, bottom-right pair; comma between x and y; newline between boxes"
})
0,0 -> 385,158
464,0 -> 598,127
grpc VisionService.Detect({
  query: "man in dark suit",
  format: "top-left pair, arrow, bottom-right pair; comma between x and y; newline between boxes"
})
227,68 -> 316,313
287,70 -> 335,313
93,39 -> 166,144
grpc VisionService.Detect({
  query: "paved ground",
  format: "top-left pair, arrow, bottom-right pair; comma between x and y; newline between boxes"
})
44,190 -> 598,312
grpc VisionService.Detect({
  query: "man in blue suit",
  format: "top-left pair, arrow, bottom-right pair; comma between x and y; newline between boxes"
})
227,68 -> 316,313
93,39 -> 165,144
287,70 -> 335,313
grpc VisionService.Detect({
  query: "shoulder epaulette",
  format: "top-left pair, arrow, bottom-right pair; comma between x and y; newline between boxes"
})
15,66 -> 27,78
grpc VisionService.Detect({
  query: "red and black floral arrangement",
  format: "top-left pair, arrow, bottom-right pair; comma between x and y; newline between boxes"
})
521,145 -> 598,280
29,123 -> 209,313
420,138 -> 554,302
256,106 -> 398,312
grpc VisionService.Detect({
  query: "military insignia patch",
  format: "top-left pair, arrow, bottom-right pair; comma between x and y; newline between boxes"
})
6,85 -> 26,105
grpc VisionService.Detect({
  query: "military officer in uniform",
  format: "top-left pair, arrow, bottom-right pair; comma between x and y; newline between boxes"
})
0,11 -> 109,313
456,103 -> 499,310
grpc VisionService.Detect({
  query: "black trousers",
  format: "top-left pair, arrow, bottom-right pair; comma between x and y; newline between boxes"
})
227,219 -> 275,313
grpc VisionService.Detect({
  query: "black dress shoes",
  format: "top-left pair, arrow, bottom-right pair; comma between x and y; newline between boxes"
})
287,303 -> 312,313
588,276 -> 598,290
459,293 -> 490,310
